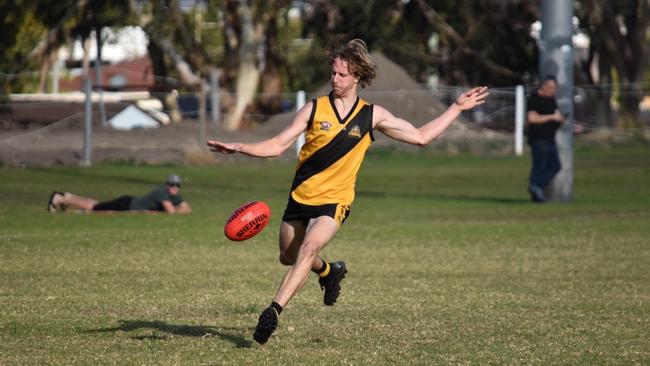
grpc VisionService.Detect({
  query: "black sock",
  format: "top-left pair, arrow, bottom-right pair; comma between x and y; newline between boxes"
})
313,258 -> 327,274
270,301 -> 283,315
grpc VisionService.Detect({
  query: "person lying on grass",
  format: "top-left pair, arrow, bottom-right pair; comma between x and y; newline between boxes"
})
47,174 -> 191,214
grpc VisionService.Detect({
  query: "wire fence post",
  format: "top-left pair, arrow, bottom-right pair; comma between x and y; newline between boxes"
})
209,69 -> 220,124
83,77 -> 92,166
51,54 -> 62,94
198,83 -> 206,144
95,28 -> 107,126
295,90 -> 306,157
514,85 -> 525,156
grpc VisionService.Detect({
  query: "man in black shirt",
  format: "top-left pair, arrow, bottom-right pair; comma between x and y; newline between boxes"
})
526,76 -> 566,202
47,174 -> 191,214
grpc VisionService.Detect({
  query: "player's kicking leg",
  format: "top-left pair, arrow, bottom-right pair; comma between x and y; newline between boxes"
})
253,217 -> 340,344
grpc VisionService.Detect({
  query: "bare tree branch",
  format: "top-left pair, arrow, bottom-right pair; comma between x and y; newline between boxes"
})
414,0 -> 524,83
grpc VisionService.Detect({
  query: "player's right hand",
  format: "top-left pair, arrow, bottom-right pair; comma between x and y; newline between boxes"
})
207,140 -> 238,154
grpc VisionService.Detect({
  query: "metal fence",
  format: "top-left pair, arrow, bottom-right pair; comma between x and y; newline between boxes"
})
2,71 -> 649,140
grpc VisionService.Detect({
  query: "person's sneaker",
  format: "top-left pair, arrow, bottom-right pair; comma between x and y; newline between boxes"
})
253,306 -> 278,345
528,184 -> 547,202
318,261 -> 347,306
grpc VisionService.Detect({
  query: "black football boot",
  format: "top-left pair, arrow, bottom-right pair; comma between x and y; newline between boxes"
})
318,261 -> 348,306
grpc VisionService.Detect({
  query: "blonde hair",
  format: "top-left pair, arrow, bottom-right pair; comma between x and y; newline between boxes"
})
328,39 -> 377,88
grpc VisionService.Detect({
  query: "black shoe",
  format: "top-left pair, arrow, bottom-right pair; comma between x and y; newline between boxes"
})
318,261 -> 347,306
47,191 -> 63,213
528,184 -> 546,202
253,307 -> 278,345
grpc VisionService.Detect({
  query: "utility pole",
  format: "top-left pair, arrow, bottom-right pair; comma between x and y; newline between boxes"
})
95,27 -> 107,126
540,0 -> 574,201
82,37 -> 93,167
83,77 -> 93,166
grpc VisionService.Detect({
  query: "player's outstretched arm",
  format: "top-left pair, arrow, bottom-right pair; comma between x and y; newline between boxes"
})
207,102 -> 312,158
375,86 -> 489,146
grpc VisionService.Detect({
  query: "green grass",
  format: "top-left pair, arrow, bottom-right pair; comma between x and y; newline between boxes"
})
1,145 -> 649,365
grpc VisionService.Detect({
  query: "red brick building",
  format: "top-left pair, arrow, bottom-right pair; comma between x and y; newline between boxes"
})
59,56 -> 154,92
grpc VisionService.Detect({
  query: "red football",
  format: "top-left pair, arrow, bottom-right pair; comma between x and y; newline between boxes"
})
224,201 -> 271,241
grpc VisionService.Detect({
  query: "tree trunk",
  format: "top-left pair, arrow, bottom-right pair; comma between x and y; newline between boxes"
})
593,86 -> 614,128
147,38 -> 182,123
617,82 -> 642,129
167,0 -> 213,76
224,1 -> 260,130
82,36 -> 91,89
600,0 -> 648,129
38,52 -> 52,93
159,39 -> 203,87
594,50 -> 614,127
147,39 -> 169,91
257,10 -> 284,116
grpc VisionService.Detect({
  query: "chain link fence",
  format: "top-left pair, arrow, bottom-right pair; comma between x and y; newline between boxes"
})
2,70 -> 649,144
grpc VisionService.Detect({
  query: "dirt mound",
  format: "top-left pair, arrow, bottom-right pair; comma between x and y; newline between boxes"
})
258,52 -> 451,134
257,51 -> 510,153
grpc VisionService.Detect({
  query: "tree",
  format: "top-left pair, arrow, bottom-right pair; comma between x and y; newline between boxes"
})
138,0 -> 291,130
300,0 -> 539,87
0,1 -> 51,94
219,0 -> 290,129
26,0 -> 135,92
575,0 -> 650,129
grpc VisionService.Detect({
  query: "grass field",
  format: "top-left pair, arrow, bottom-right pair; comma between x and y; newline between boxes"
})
1,145 -> 649,365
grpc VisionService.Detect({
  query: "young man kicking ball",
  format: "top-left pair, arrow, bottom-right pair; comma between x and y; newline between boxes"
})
208,39 -> 489,344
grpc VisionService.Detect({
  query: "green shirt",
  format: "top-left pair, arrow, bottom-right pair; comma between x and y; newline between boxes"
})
129,186 -> 184,211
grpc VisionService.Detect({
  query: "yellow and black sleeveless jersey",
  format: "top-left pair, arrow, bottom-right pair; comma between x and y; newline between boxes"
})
290,93 -> 374,207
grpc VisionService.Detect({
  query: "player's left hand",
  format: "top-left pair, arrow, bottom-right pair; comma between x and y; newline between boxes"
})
454,86 -> 489,110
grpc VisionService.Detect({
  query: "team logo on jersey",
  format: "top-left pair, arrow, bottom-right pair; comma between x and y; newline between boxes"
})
347,125 -> 361,138
319,121 -> 332,131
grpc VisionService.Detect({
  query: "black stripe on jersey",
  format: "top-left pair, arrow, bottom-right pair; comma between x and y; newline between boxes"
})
329,92 -> 360,124
306,98 -> 317,130
291,104 -> 374,192
369,105 -> 375,142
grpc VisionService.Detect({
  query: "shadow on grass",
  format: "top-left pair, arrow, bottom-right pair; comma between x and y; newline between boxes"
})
85,320 -> 254,348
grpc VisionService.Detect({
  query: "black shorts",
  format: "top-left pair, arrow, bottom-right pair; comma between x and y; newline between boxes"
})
92,195 -> 133,211
282,195 -> 350,226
